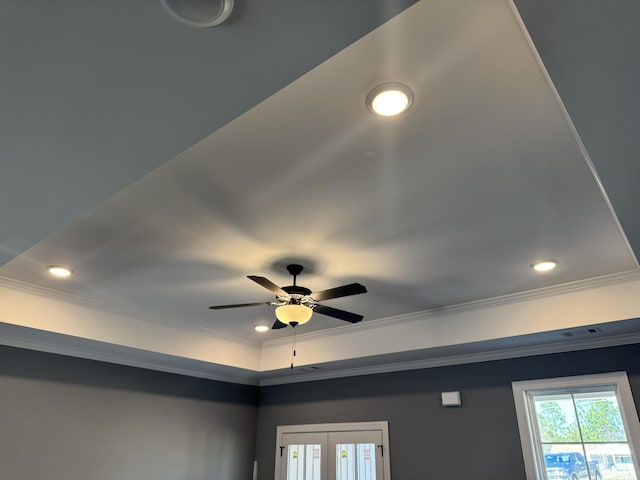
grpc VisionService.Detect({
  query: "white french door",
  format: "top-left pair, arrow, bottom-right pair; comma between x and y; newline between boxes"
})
281,432 -> 326,480
331,430 -> 382,480
276,422 -> 390,480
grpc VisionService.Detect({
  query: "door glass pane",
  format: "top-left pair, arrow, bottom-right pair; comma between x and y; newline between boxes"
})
335,443 -> 376,480
287,444 -> 321,480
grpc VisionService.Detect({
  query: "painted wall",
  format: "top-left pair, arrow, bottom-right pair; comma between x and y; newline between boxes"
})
0,345 -> 259,480
3,341 -> 640,480
256,343 -> 640,480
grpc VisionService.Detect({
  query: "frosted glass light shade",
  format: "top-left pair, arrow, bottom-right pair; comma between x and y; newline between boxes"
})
276,304 -> 313,325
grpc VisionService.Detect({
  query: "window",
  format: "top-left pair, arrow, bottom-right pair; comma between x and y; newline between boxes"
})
513,372 -> 640,480
274,421 -> 391,480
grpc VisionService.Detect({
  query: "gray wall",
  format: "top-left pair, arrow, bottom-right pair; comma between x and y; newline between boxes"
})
0,345 -> 259,480
3,343 -> 640,480
256,343 -> 640,480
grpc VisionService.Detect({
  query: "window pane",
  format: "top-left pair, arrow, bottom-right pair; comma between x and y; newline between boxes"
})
287,444 -> 321,480
531,390 -> 638,480
574,391 -> 628,443
586,443 -> 637,480
543,447 -> 601,480
513,374 -> 640,480
336,443 -> 376,480
533,394 -> 580,443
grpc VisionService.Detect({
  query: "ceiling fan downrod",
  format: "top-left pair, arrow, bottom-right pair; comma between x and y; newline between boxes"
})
286,264 -> 304,286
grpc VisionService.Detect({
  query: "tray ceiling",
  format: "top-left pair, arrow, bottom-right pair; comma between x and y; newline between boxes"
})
1,0 -> 639,384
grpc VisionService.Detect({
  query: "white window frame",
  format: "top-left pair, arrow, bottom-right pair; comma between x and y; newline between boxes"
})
512,371 -> 640,480
274,421 -> 391,480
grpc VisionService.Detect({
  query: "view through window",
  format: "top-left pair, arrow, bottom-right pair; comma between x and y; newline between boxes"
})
533,391 -> 634,480
513,372 -> 640,480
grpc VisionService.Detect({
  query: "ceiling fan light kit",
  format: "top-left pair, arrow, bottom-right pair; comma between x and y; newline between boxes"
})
209,264 -> 367,330
275,304 -> 313,326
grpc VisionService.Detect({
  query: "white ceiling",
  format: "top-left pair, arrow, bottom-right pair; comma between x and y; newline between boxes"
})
1,0 -> 639,385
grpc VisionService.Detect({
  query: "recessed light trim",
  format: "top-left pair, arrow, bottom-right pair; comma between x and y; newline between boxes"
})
530,259 -> 559,272
254,325 -> 269,333
366,83 -> 414,117
47,265 -> 74,278
158,0 -> 234,28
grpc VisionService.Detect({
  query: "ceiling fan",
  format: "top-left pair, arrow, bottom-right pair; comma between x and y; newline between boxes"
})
209,264 -> 367,329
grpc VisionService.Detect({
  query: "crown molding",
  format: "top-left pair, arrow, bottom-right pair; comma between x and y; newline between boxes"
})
3,269 -> 640,385
3,276 -> 640,387
260,331 -> 640,386
263,269 -> 640,347
3,269 -> 638,351
4,324 -> 639,388
0,274 -> 258,347
0,323 -> 260,386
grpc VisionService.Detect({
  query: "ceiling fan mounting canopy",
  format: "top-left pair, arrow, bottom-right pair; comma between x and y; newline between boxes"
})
209,263 -> 367,329
286,264 -> 304,277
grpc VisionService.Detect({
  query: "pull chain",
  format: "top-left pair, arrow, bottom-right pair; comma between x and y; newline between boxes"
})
290,326 -> 297,369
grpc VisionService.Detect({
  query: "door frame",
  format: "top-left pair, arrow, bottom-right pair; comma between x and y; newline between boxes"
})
274,421 -> 391,480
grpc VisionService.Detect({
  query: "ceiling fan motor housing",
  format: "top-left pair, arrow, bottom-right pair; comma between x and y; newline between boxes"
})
282,285 -> 311,297
280,285 -> 311,306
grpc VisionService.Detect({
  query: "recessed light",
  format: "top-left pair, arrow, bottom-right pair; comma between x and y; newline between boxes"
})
47,265 -> 74,278
366,83 -> 413,117
254,325 -> 269,333
158,0 -> 234,27
530,259 -> 558,272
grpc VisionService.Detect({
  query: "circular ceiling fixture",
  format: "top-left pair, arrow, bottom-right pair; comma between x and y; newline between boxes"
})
530,259 -> 559,273
366,83 -> 414,117
47,265 -> 74,278
158,0 -> 234,28
254,325 -> 269,333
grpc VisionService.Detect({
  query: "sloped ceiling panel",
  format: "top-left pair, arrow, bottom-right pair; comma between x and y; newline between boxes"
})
0,0 -> 418,265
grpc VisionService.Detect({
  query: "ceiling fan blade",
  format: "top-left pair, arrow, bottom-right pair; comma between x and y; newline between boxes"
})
310,283 -> 367,301
312,304 -> 363,323
209,301 -> 273,310
271,319 -> 288,330
247,275 -> 288,295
